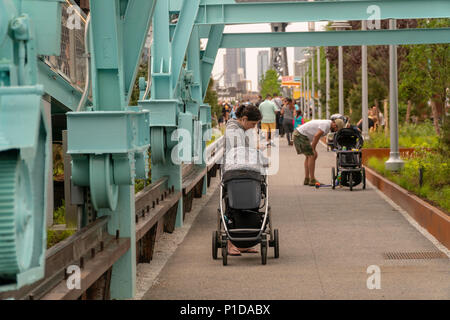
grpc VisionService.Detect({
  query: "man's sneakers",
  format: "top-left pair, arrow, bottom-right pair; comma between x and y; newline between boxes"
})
309,179 -> 321,186
304,178 -> 323,186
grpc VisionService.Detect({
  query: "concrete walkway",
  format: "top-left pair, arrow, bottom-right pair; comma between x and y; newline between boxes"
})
142,140 -> 449,300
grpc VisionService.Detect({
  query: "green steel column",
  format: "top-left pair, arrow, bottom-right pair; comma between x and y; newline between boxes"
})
187,25 -> 208,194
150,0 -> 183,227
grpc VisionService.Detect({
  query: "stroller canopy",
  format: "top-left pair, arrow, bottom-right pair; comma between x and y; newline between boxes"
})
334,128 -> 364,150
223,146 -> 268,175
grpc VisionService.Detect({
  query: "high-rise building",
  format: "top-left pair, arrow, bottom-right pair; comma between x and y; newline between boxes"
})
224,48 -> 246,88
257,50 -> 269,88
294,47 -> 306,62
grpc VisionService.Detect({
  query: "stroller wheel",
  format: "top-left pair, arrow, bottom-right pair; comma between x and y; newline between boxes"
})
362,168 -> 366,190
274,229 -> 280,259
261,234 -> 268,265
222,240 -> 228,266
212,231 -> 219,260
349,173 -> 353,191
331,168 -> 336,190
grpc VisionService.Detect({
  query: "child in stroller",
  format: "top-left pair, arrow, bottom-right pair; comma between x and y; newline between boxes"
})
331,127 -> 366,191
327,114 -> 348,151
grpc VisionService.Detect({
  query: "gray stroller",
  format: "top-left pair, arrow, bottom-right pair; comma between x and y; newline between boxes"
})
212,148 -> 279,265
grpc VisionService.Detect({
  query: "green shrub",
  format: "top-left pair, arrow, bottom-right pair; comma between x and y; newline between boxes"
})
367,152 -> 450,214
53,200 -> 66,225
365,122 -> 439,149
47,229 -> 75,249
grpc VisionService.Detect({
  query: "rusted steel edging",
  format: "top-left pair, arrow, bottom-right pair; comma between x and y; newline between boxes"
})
365,166 -> 450,249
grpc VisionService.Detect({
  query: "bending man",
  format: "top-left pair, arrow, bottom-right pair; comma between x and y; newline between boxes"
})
293,119 -> 345,186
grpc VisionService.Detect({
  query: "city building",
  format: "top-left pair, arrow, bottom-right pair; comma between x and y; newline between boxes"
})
257,50 -> 269,89
224,48 -> 246,88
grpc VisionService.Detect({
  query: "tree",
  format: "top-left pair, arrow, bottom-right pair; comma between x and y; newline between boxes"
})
129,62 -> 148,106
260,69 -> 281,97
204,78 -> 220,125
399,19 -> 449,134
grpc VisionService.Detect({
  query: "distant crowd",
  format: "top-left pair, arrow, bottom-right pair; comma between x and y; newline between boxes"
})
219,93 -> 387,188
216,94 -> 305,146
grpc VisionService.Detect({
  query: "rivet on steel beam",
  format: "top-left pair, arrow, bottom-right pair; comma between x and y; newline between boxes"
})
91,248 -> 96,258
80,257 -> 84,269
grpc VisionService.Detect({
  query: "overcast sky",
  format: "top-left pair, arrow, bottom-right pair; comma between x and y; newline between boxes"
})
212,22 -> 328,90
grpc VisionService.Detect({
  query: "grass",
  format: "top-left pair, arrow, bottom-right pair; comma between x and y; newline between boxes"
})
365,121 -> 439,149
47,200 -> 76,248
206,128 -> 224,146
47,229 -> 76,249
367,153 -> 450,214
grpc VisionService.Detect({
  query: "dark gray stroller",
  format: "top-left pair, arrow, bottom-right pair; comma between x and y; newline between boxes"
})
331,128 -> 366,191
212,168 -> 279,265
327,114 -> 349,152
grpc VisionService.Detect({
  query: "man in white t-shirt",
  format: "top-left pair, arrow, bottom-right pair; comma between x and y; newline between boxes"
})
293,119 -> 345,186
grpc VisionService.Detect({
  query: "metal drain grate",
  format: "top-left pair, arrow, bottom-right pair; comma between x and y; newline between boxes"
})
383,251 -> 448,260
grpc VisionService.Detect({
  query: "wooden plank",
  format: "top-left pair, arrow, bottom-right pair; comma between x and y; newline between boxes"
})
41,237 -> 130,300
182,166 -> 207,194
135,191 -> 182,241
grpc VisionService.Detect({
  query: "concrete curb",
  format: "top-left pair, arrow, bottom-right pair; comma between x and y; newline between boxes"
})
364,166 -> 450,249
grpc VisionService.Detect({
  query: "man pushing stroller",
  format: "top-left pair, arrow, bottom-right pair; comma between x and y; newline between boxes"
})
293,119 -> 345,186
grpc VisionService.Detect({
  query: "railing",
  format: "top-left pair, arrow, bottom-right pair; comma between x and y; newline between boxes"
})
0,135 -> 224,300
42,0 -> 88,93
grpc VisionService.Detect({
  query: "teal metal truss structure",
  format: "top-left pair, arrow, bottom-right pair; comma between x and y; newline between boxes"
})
1,0 -> 449,298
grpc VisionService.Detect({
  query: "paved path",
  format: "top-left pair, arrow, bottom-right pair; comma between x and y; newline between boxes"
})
143,140 -> 449,300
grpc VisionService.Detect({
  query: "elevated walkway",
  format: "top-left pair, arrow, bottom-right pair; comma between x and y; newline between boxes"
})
141,140 -> 449,300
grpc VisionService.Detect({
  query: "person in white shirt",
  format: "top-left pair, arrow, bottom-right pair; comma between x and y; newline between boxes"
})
293,119 -> 345,186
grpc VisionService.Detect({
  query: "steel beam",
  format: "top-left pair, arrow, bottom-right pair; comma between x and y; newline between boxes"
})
37,60 -> 86,112
171,0 -> 201,91
123,0 -> 157,103
195,0 -> 450,25
201,25 -> 224,99
89,1 -> 124,110
220,28 -> 450,48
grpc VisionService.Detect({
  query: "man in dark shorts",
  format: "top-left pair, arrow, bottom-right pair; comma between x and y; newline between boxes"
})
293,119 -> 345,186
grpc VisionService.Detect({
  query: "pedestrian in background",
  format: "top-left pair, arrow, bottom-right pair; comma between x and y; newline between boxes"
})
294,109 -> 304,129
273,93 -> 284,137
258,94 -> 278,146
281,98 -> 295,146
